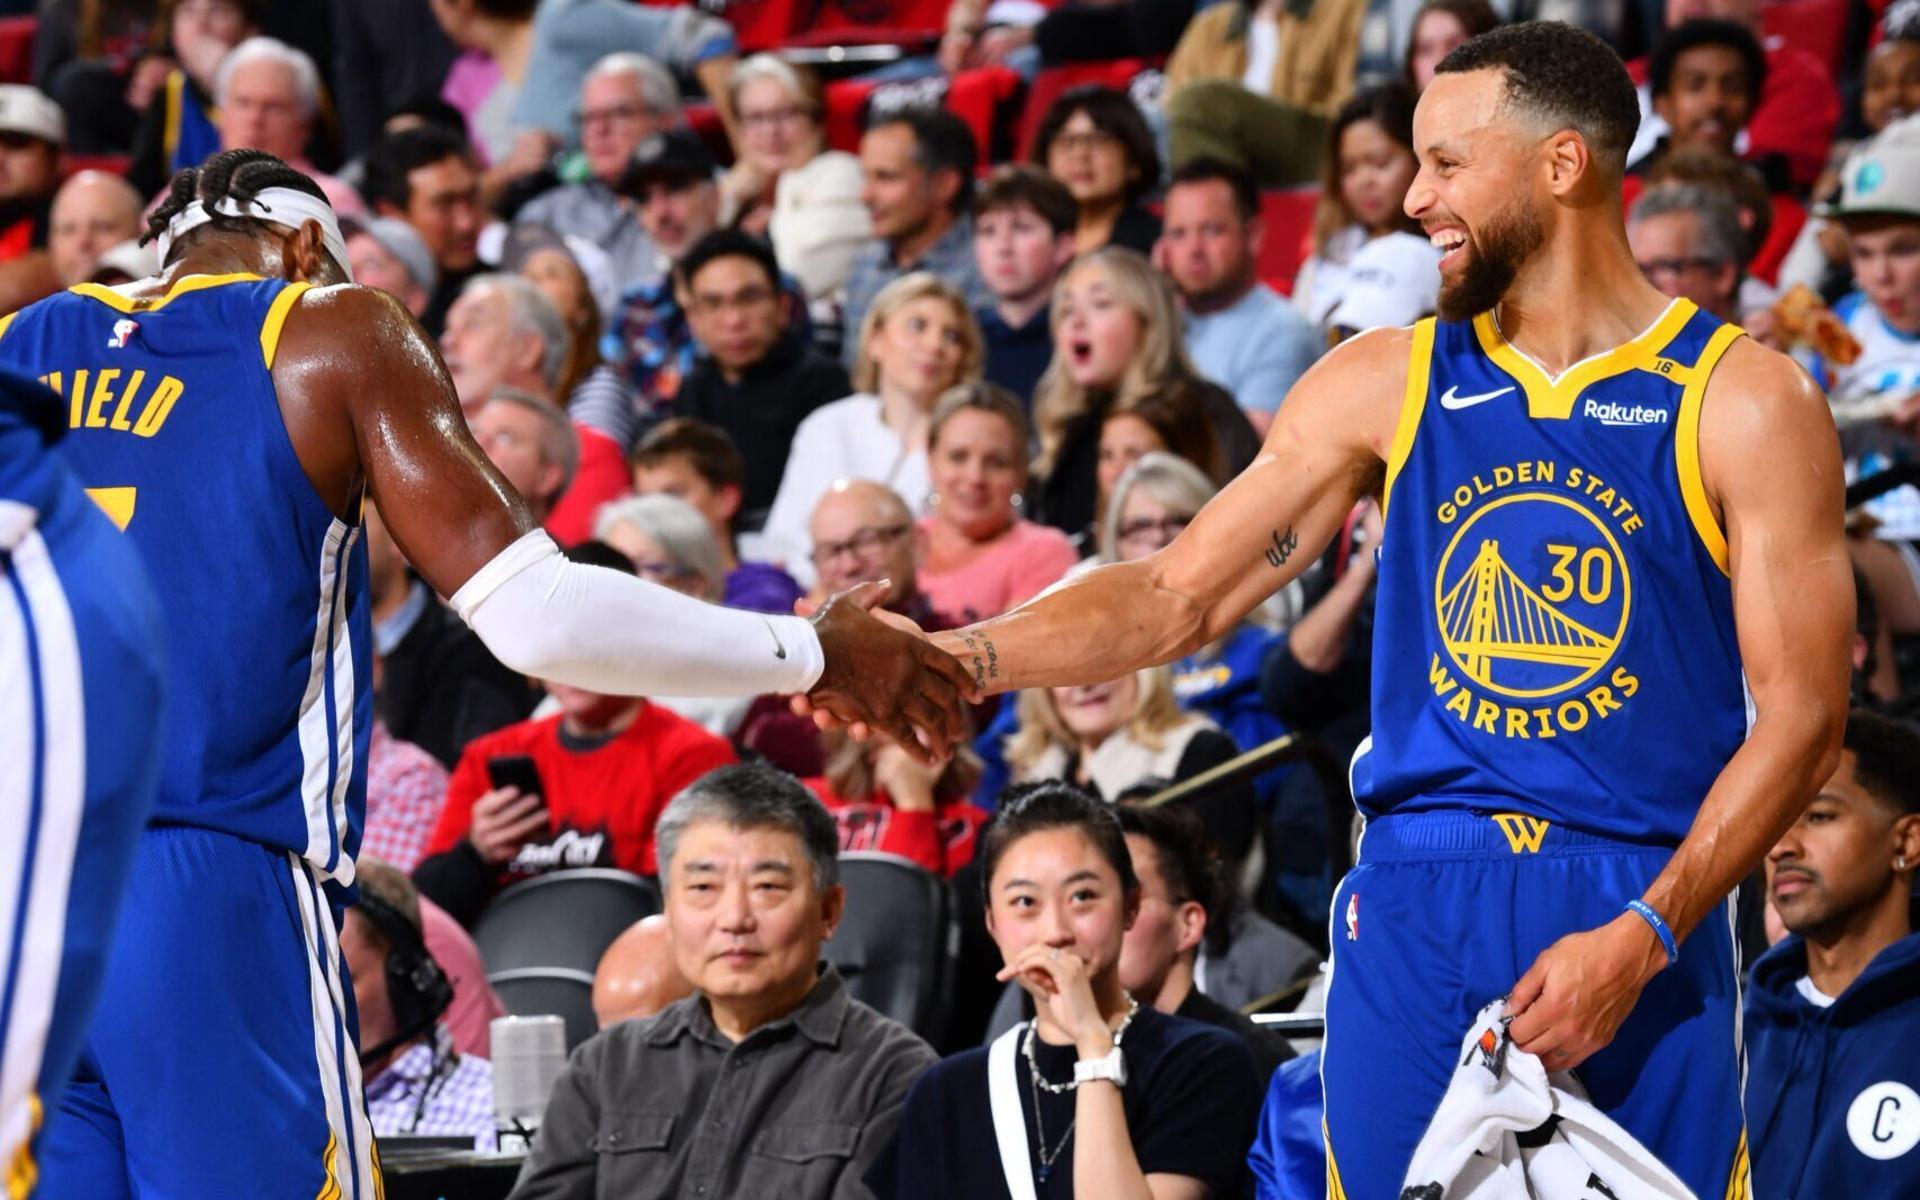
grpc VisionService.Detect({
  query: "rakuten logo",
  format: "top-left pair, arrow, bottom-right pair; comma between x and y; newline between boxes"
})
1583,398 -> 1669,428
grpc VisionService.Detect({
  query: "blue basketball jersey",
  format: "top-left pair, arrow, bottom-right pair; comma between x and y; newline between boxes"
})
1353,299 -> 1749,845
0,273 -> 370,884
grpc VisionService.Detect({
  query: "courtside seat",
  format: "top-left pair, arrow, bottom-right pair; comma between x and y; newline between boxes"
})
471,868 -> 661,977
488,967 -> 600,1050
823,851 -> 957,1043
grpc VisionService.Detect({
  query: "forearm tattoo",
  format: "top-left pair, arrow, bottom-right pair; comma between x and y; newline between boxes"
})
959,632 -> 999,691
1265,526 -> 1299,570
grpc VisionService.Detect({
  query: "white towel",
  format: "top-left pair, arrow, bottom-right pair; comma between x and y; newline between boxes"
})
1399,999 -> 1697,1200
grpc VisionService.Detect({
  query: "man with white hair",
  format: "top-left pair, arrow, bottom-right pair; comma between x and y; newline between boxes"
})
472,388 -> 579,526
216,37 -> 366,215
1628,183 -> 1748,323
440,273 -> 632,541
517,53 -> 682,284
48,170 -> 142,287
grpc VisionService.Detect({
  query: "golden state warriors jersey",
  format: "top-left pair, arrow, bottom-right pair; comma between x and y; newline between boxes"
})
0,273 -> 370,885
1353,299 -> 1749,845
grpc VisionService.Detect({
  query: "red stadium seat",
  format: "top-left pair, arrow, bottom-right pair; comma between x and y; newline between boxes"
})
1760,0 -> 1849,79
823,78 -> 881,153
1256,188 -> 1318,296
822,68 -> 1022,165
802,0 -> 953,45
638,0 -> 802,53
1016,59 -> 1157,160
0,17 -> 34,86
65,154 -> 132,178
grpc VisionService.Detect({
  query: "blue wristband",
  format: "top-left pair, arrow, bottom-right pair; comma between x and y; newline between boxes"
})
1624,899 -> 1679,968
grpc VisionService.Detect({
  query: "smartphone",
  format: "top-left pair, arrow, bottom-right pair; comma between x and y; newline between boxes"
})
486,754 -> 544,798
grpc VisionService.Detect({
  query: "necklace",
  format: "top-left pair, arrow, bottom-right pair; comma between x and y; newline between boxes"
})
1023,996 -> 1139,1183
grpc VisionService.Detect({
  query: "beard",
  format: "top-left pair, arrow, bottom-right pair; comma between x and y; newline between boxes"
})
1435,199 -> 1546,322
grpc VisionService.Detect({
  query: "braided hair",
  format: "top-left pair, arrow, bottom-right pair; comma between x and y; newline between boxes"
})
144,149 -> 333,259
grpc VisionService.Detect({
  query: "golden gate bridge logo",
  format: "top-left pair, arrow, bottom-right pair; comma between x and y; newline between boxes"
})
1433,493 -> 1631,699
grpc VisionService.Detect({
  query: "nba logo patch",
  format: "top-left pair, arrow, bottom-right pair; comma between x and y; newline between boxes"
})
107,318 -> 138,349
1345,892 -> 1359,941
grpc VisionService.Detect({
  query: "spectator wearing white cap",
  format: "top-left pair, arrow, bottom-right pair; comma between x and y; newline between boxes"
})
1159,158 -> 1322,437
0,84 -> 67,312
48,170 -> 142,288
1323,232 -> 1441,341
345,215 -> 440,319
215,37 -> 365,217
515,53 -> 682,287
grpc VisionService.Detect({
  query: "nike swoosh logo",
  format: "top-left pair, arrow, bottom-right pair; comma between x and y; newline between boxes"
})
761,618 -> 787,660
1439,385 -> 1515,410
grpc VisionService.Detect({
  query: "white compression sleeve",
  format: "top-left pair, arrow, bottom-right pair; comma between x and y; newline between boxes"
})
449,530 -> 825,696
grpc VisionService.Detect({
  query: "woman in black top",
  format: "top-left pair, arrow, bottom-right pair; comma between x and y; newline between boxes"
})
866,783 -> 1261,1199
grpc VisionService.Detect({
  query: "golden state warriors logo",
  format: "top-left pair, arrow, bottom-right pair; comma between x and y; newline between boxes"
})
1427,463 -> 1645,740
1434,492 -> 1630,698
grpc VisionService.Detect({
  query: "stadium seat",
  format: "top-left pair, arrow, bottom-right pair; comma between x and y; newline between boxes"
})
470,868 -> 661,977
634,0 -> 802,53
1760,0 -> 1850,79
801,0 -> 953,46
823,851 -> 957,1042
823,68 -> 1021,164
487,967 -> 600,1051
0,17 -> 32,87
1256,188 -> 1318,295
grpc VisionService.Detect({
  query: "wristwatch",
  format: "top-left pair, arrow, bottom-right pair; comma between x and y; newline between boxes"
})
1074,1045 -> 1127,1088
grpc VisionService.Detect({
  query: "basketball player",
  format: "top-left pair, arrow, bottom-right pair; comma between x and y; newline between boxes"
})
914,24 -> 1852,1195
1,369 -> 166,1196
0,149 -> 974,1199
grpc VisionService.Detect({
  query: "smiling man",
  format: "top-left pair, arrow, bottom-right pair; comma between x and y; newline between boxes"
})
904,21 -> 1850,1196
1746,709 -> 1920,1198
512,764 -> 937,1200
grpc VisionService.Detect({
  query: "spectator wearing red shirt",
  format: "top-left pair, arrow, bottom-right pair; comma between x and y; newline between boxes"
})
1634,0 -> 1841,190
413,545 -> 739,923
805,731 -> 990,877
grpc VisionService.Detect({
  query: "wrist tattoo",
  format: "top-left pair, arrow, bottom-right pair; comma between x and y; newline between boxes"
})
959,633 -> 1000,691
1264,526 -> 1299,570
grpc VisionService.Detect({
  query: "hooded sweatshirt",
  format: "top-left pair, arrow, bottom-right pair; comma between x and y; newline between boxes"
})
1745,929 -> 1920,1198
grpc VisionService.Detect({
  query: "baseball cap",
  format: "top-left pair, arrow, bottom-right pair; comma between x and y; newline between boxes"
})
1821,114 -> 1920,222
621,129 -> 715,190
340,214 -> 438,293
1328,232 -> 1441,334
0,85 -> 65,147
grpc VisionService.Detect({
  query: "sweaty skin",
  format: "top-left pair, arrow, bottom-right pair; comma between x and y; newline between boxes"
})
930,67 -> 1852,1070
129,218 -> 975,759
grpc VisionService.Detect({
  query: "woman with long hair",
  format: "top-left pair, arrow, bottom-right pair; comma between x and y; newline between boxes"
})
762,271 -> 984,577
866,783 -> 1262,1199
1031,247 -> 1257,541
1293,82 -> 1438,331
1403,0 -> 1499,95
918,383 -> 1079,625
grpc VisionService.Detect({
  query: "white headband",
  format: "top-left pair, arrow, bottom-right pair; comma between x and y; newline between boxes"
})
156,187 -> 354,282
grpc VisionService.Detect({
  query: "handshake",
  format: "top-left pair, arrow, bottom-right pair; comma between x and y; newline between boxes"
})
795,581 -> 997,763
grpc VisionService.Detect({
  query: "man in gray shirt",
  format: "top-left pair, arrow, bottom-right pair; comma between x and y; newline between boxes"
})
511,764 -> 937,1200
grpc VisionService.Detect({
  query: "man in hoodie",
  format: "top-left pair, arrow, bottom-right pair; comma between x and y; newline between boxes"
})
1746,708 -> 1920,1197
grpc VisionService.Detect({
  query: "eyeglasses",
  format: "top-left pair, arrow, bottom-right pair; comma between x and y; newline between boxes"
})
1637,256 -> 1725,282
687,285 -> 776,319
1115,515 -> 1192,547
811,524 -> 910,568
741,105 -> 810,132
632,560 -> 697,585
575,103 -> 649,131
1050,129 -> 1120,157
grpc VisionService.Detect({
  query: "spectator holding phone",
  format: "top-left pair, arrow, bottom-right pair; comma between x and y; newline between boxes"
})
413,546 -> 737,925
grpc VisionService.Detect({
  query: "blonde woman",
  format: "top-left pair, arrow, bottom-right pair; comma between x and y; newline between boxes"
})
719,55 -> 870,303
1031,247 -> 1260,540
1006,665 -> 1257,865
762,272 -> 984,580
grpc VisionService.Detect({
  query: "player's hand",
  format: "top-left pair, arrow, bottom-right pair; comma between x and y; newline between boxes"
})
468,785 -> 549,864
807,581 -> 979,763
996,944 -> 1111,1056
1506,910 -> 1668,1071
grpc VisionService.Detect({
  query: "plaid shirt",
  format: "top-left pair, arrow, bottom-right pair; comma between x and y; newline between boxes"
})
604,271 -> 812,413
365,1030 -> 498,1151
359,723 -> 449,872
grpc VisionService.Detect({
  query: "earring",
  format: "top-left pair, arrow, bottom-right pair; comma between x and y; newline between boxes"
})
1899,857 -> 1910,869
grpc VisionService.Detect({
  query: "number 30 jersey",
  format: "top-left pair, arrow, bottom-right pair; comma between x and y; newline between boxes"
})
1353,299 -> 1750,846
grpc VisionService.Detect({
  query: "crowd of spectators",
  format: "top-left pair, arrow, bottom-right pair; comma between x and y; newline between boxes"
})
7,0 -> 1920,1194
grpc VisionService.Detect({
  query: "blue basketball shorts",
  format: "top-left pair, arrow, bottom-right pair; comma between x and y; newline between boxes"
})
35,826 -> 383,1200
1320,810 -> 1748,1200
